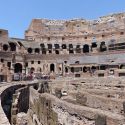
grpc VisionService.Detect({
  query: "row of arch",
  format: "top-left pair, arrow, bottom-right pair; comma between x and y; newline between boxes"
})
27,42 -> 108,54
1,42 -> 107,53
14,63 -> 55,73
1,41 -> 24,51
12,63 -> 125,74
27,44 -> 90,54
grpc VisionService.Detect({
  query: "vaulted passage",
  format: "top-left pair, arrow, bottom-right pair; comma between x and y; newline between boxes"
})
9,42 -> 16,51
100,41 -> 107,52
3,44 -> 8,51
50,64 -> 55,72
14,63 -> 22,73
83,44 -> 89,53
27,48 -> 33,53
35,48 -> 40,54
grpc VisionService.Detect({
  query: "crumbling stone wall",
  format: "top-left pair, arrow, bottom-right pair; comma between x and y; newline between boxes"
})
11,86 -> 29,125
28,87 -> 125,125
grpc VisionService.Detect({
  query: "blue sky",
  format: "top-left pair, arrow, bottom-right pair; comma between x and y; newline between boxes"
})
0,0 -> 125,38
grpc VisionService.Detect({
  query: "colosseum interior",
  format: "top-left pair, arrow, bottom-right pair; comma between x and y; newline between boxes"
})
0,12 -> 125,125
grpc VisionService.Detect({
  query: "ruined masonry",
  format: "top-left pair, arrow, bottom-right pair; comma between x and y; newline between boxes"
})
0,12 -> 125,125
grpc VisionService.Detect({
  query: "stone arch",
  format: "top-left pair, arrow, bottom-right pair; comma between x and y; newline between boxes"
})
69,44 -> 74,54
120,64 -> 125,69
71,67 -> 74,73
3,44 -> 8,51
55,50 -> 59,54
91,66 -> 96,73
65,67 -> 68,73
62,44 -> 67,49
91,42 -> 97,48
54,44 -> 60,49
100,41 -> 107,52
50,63 -> 55,72
83,44 -> 89,53
9,42 -> 16,51
42,48 -> 46,54
40,43 -> 45,48
76,45 -> 81,53
35,48 -> 40,54
27,48 -> 33,53
14,63 -> 22,73
83,66 -> 87,73
47,44 -> 52,49
100,65 -> 106,70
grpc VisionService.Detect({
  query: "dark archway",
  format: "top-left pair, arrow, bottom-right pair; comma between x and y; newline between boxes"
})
65,67 -> 68,73
27,48 -> 33,53
100,41 -> 107,52
54,44 -> 60,49
62,44 -> 67,49
69,44 -> 74,54
83,66 -> 87,73
48,44 -> 52,49
40,43 -> 45,48
55,50 -> 59,54
76,45 -> 81,53
14,63 -> 22,73
50,64 -> 55,72
83,44 -> 89,53
3,44 -> 8,51
42,48 -> 46,54
71,67 -> 74,73
35,48 -> 40,54
91,66 -> 96,73
100,65 -> 106,70
120,64 -> 125,69
9,42 -> 16,51
91,42 -> 97,48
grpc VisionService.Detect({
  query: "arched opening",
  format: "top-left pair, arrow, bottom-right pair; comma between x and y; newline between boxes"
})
48,44 -> 52,49
42,48 -> 46,54
55,50 -> 59,54
69,44 -> 74,54
100,41 -> 107,52
83,66 -> 87,73
71,67 -> 74,73
75,61 -> 80,64
27,48 -> 33,54
100,65 -> 106,70
69,44 -> 73,48
35,48 -> 40,54
14,63 -> 22,73
69,50 -> 74,54
91,66 -> 96,73
54,44 -> 60,49
91,42 -> 97,48
76,45 -> 81,53
83,44 -> 89,53
3,44 -> 8,51
40,43 -> 45,48
9,42 -> 16,51
62,44 -> 67,49
50,64 -> 55,72
120,64 -> 125,69
108,39 -> 116,51
65,67 -> 68,73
